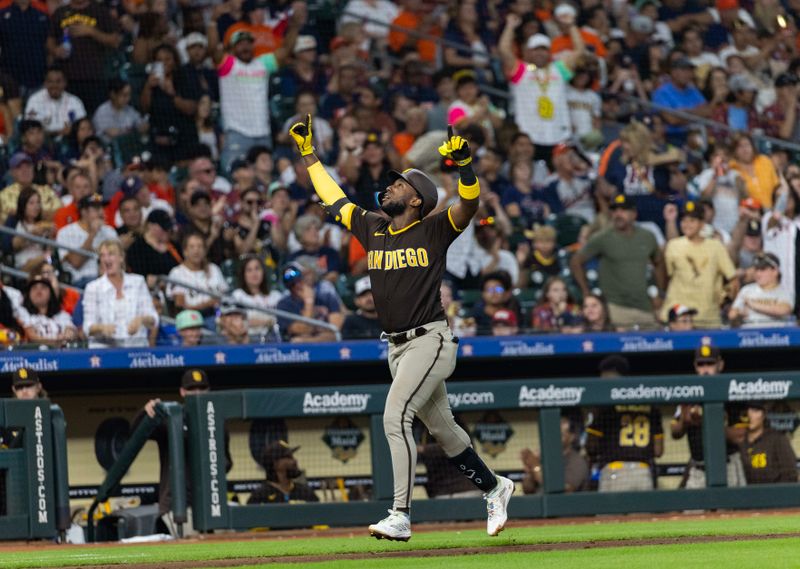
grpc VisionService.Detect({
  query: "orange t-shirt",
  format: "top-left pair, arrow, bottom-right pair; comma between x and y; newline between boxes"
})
348,236 -> 367,271
387,11 -> 440,63
551,29 -> 607,59
61,287 -> 81,315
149,182 -> 175,206
54,203 -> 79,232
224,23 -> 280,57
392,132 -> 416,157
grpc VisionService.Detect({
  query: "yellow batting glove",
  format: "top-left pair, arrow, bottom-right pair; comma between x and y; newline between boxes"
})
289,113 -> 315,156
438,125 -> 472,166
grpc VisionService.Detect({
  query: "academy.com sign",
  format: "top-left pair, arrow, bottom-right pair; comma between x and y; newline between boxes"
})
728,379 -> 792,401
519,385 -> 585,407
303,391 -> 372,414
610,384 -> 705,402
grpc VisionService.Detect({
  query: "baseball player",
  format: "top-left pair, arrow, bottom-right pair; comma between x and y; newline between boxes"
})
289,115 -> 514,542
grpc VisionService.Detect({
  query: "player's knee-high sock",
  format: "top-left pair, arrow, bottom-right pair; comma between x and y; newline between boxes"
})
448,447 -> 497,492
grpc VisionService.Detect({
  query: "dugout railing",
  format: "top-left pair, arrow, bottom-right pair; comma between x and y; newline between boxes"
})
183,371 -> 800,532
0,399 -> 70,541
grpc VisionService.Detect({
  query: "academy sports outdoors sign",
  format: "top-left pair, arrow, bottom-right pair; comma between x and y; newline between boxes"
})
728,378 -> 793,401
519,384 -> 586,407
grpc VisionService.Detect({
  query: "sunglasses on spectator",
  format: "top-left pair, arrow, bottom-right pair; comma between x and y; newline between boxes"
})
485,285 -> 505,294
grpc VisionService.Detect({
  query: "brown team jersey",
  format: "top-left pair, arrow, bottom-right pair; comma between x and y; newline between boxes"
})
741,428 -> 798,484
349,206 -> 463,333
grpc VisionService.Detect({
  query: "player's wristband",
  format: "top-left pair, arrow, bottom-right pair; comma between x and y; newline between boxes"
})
454,156 -> 472,167
458,164 -> 480,200
299,144 -> 315,156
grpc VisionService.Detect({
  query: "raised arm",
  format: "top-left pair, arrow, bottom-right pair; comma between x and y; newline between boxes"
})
289,114 -> 357,230
438,126 -> 479,229
498,14 -> 522,77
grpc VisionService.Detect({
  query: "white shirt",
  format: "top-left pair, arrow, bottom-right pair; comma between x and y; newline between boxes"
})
166,263 -> 229,308
566,86 -> 601,138
24,88 -> 87,134
56,222 -> 118,283
92,101 -> 144,143
340,0 -> 399,40
23,311 -> 75,340
82,273 -> 159,347
218,53 -> 276,138
230,288 -> 283,335
13,221 -> 48,269
4,285 -> 28,323
508,59 -> 572,146
732,283 -> 795,328
445,221 -> 519,284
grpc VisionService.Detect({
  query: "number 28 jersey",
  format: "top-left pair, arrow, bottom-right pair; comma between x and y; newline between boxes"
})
586,404 -> 664,466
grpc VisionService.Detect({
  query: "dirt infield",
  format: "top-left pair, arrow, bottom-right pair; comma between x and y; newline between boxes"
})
51,532 -> 800,569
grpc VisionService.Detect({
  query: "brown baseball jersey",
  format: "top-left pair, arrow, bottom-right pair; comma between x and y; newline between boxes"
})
348,205 -> 463,333
586,404 -> 664,467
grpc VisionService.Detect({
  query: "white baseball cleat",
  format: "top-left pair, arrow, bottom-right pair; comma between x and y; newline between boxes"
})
484,475 -> 514,536
369,509 -> 411,542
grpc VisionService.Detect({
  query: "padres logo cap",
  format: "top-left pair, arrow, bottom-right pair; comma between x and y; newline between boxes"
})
694,344 -> 721,363
388,169 -> 439,219
181,368 -> 210,389
682,200 -> 704,219
608,194 -> 635,210
12,367 -> 39,387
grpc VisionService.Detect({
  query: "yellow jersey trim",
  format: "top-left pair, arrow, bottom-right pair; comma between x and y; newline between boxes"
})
585,427 -> 603,437
447,206 -> 464,232
388,220 -> 421,235
458,179 -> 480,200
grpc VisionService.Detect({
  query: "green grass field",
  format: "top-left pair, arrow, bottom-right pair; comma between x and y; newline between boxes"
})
2,514 -> 799,569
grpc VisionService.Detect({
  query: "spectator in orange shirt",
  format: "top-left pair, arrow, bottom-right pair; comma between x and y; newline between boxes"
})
54,169 -> 93,232
551,2 -> 607,59
392,106 -> 428,157
223,0 -> 281,57
387,0 -> 442,63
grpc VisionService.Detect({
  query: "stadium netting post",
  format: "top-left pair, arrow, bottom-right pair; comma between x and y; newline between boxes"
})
49,405 -> 71,542
86,402 -> 186,542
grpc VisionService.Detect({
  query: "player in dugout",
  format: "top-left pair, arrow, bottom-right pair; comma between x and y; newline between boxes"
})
289,115 -> 514,542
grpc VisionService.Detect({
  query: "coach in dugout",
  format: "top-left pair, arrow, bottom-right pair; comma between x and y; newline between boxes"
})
585,356 -> 664,491
671,346 -> 748,489
136,368 -> 232,536
247,440 -> 318,504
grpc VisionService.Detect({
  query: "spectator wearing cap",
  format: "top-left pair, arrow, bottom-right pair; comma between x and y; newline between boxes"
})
531,276 -> 580,333
286,214 -> 342,283
741,402 -> 798,485
534,143 -> 595,223
728,132 -> 780,208
56,194 -> 117,287
9,368 -> 47,402
53,170 -> 93,231
218,300 -> 249,344
671,345 -> 748,489
341,276 -> 382,340
491,308 -> 519,337
23,67 -> 86,136
499,12 -> 584,163
167,232 -> 229,329
662,201 -> 737,327
650,55 -> 709,146
446,71 -> 503,146
207,3 -> 306,172
140,44 -> 202,164
276,261 -> 342,343
552,2 -> 607,59
688,144 -> 746,235
571,194 -> 666,329
729,253 -> 794,328
20,275 -> 76,346
137,369 -> 232,531
92,78 -> 148,145
279,91 -> 334,162
728,216 -> 763,285
276,35 -> 328,100
178,189 -> 233,266
247,440 -> 318,505
0,0 -> 48,93
667,304 -> 697,331
3,186 -> 53,271
83,240 -> 158,347
181,32 -> 219,103
230,254 -> 281,339
517,224 -> 560,287
127,209 -> 182,280
0,152 -> 61,223
763,73 -> 800,141
340,131 -> 395,212
175,309 -> 204,347
106,175 -> 174,229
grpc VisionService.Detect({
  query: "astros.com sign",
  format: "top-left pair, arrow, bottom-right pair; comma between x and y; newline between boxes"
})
728,379 -> 792,401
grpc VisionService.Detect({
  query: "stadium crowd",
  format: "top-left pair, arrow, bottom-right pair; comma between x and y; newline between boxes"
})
0,0 -> 797,346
